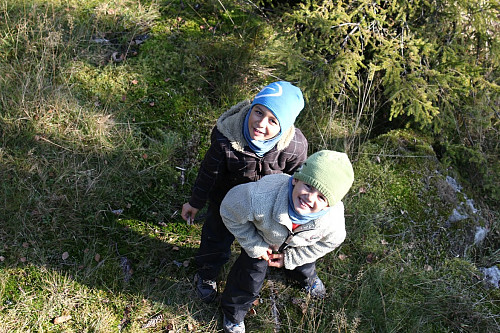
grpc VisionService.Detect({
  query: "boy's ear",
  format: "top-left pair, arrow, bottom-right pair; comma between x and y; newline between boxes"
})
291,178 -> 297,185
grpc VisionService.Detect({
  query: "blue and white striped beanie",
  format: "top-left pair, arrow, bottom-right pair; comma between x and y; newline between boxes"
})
250,81 -> 304,133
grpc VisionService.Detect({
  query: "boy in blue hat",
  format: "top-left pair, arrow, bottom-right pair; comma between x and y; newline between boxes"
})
181,81 -> 308,303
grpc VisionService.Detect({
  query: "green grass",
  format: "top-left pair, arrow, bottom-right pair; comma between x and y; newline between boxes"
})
0,0 -> 499,332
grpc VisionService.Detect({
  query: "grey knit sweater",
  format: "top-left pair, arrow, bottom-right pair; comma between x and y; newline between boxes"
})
220,173 -> 346,270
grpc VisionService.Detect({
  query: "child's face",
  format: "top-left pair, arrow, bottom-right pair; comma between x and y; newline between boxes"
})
247,104 -> 281,140
291,179 -> 329,214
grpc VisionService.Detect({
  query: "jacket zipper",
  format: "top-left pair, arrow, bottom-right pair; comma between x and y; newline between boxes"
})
278,229 -> 308,252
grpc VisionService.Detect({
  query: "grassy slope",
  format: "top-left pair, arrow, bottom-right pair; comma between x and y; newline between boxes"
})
0,0 -> 498,332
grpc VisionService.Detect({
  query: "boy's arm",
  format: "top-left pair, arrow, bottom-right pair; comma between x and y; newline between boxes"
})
220,184 -> 270,259
188,128 -> 228,209
284,128 -> 308,174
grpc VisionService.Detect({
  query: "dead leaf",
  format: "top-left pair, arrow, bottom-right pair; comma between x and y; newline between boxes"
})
53,315 -> 71,324
381,239 -> 389,245
424,265 -> 433,271
182,260 -> 190,267
172,246 -> 179,251
91,37 -> 109,44
111,52 -> 125,62
366,253 -> 375,263
142,313 -> 164,329
94,253 -> 101,262
338,253 -> 347,260
131,79 -> 138,85
20,257 -> 26,263
149,102 -> 155,107
0,256 -> 5,262
358,187 -> 366,194
62,252 -> 69,260
22,242 -> 29,248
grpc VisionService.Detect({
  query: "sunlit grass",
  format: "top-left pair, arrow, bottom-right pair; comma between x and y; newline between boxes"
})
0,0 -> 498,332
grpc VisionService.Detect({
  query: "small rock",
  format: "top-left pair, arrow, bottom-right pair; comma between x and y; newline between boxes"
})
481,266 -> 500,288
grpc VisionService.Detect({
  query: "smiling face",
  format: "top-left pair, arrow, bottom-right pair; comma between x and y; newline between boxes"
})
291,179 -> 329,215
247,104 -> 281,141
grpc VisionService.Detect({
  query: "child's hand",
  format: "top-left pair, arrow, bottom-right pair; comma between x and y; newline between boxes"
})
268,253 -> 284,268
258,253 -> 270,261
257,248 -> 273,261
181,203 -> 199,225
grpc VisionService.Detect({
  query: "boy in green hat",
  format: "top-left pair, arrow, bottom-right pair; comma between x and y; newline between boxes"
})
219,150 -> 354,333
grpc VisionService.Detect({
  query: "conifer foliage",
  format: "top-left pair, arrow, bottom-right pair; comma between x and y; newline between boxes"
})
261,0 -> 499,202
265,0 -> 498,126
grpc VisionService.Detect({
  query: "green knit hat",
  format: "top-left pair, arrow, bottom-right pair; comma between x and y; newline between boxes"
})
293,150 -> 354,206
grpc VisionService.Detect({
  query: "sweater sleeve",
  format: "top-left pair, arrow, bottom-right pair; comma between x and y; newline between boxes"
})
189,128 -> 228,209
220,184 -> 270,259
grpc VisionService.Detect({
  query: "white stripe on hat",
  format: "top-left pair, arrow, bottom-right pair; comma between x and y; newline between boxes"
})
255,83 -> 283,98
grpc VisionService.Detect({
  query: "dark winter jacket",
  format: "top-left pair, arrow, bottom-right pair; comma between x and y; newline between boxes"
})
188,100 -> 308,209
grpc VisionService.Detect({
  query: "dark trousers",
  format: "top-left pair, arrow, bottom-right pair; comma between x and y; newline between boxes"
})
221,249 -> 318,323
195,202 -> 235,280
